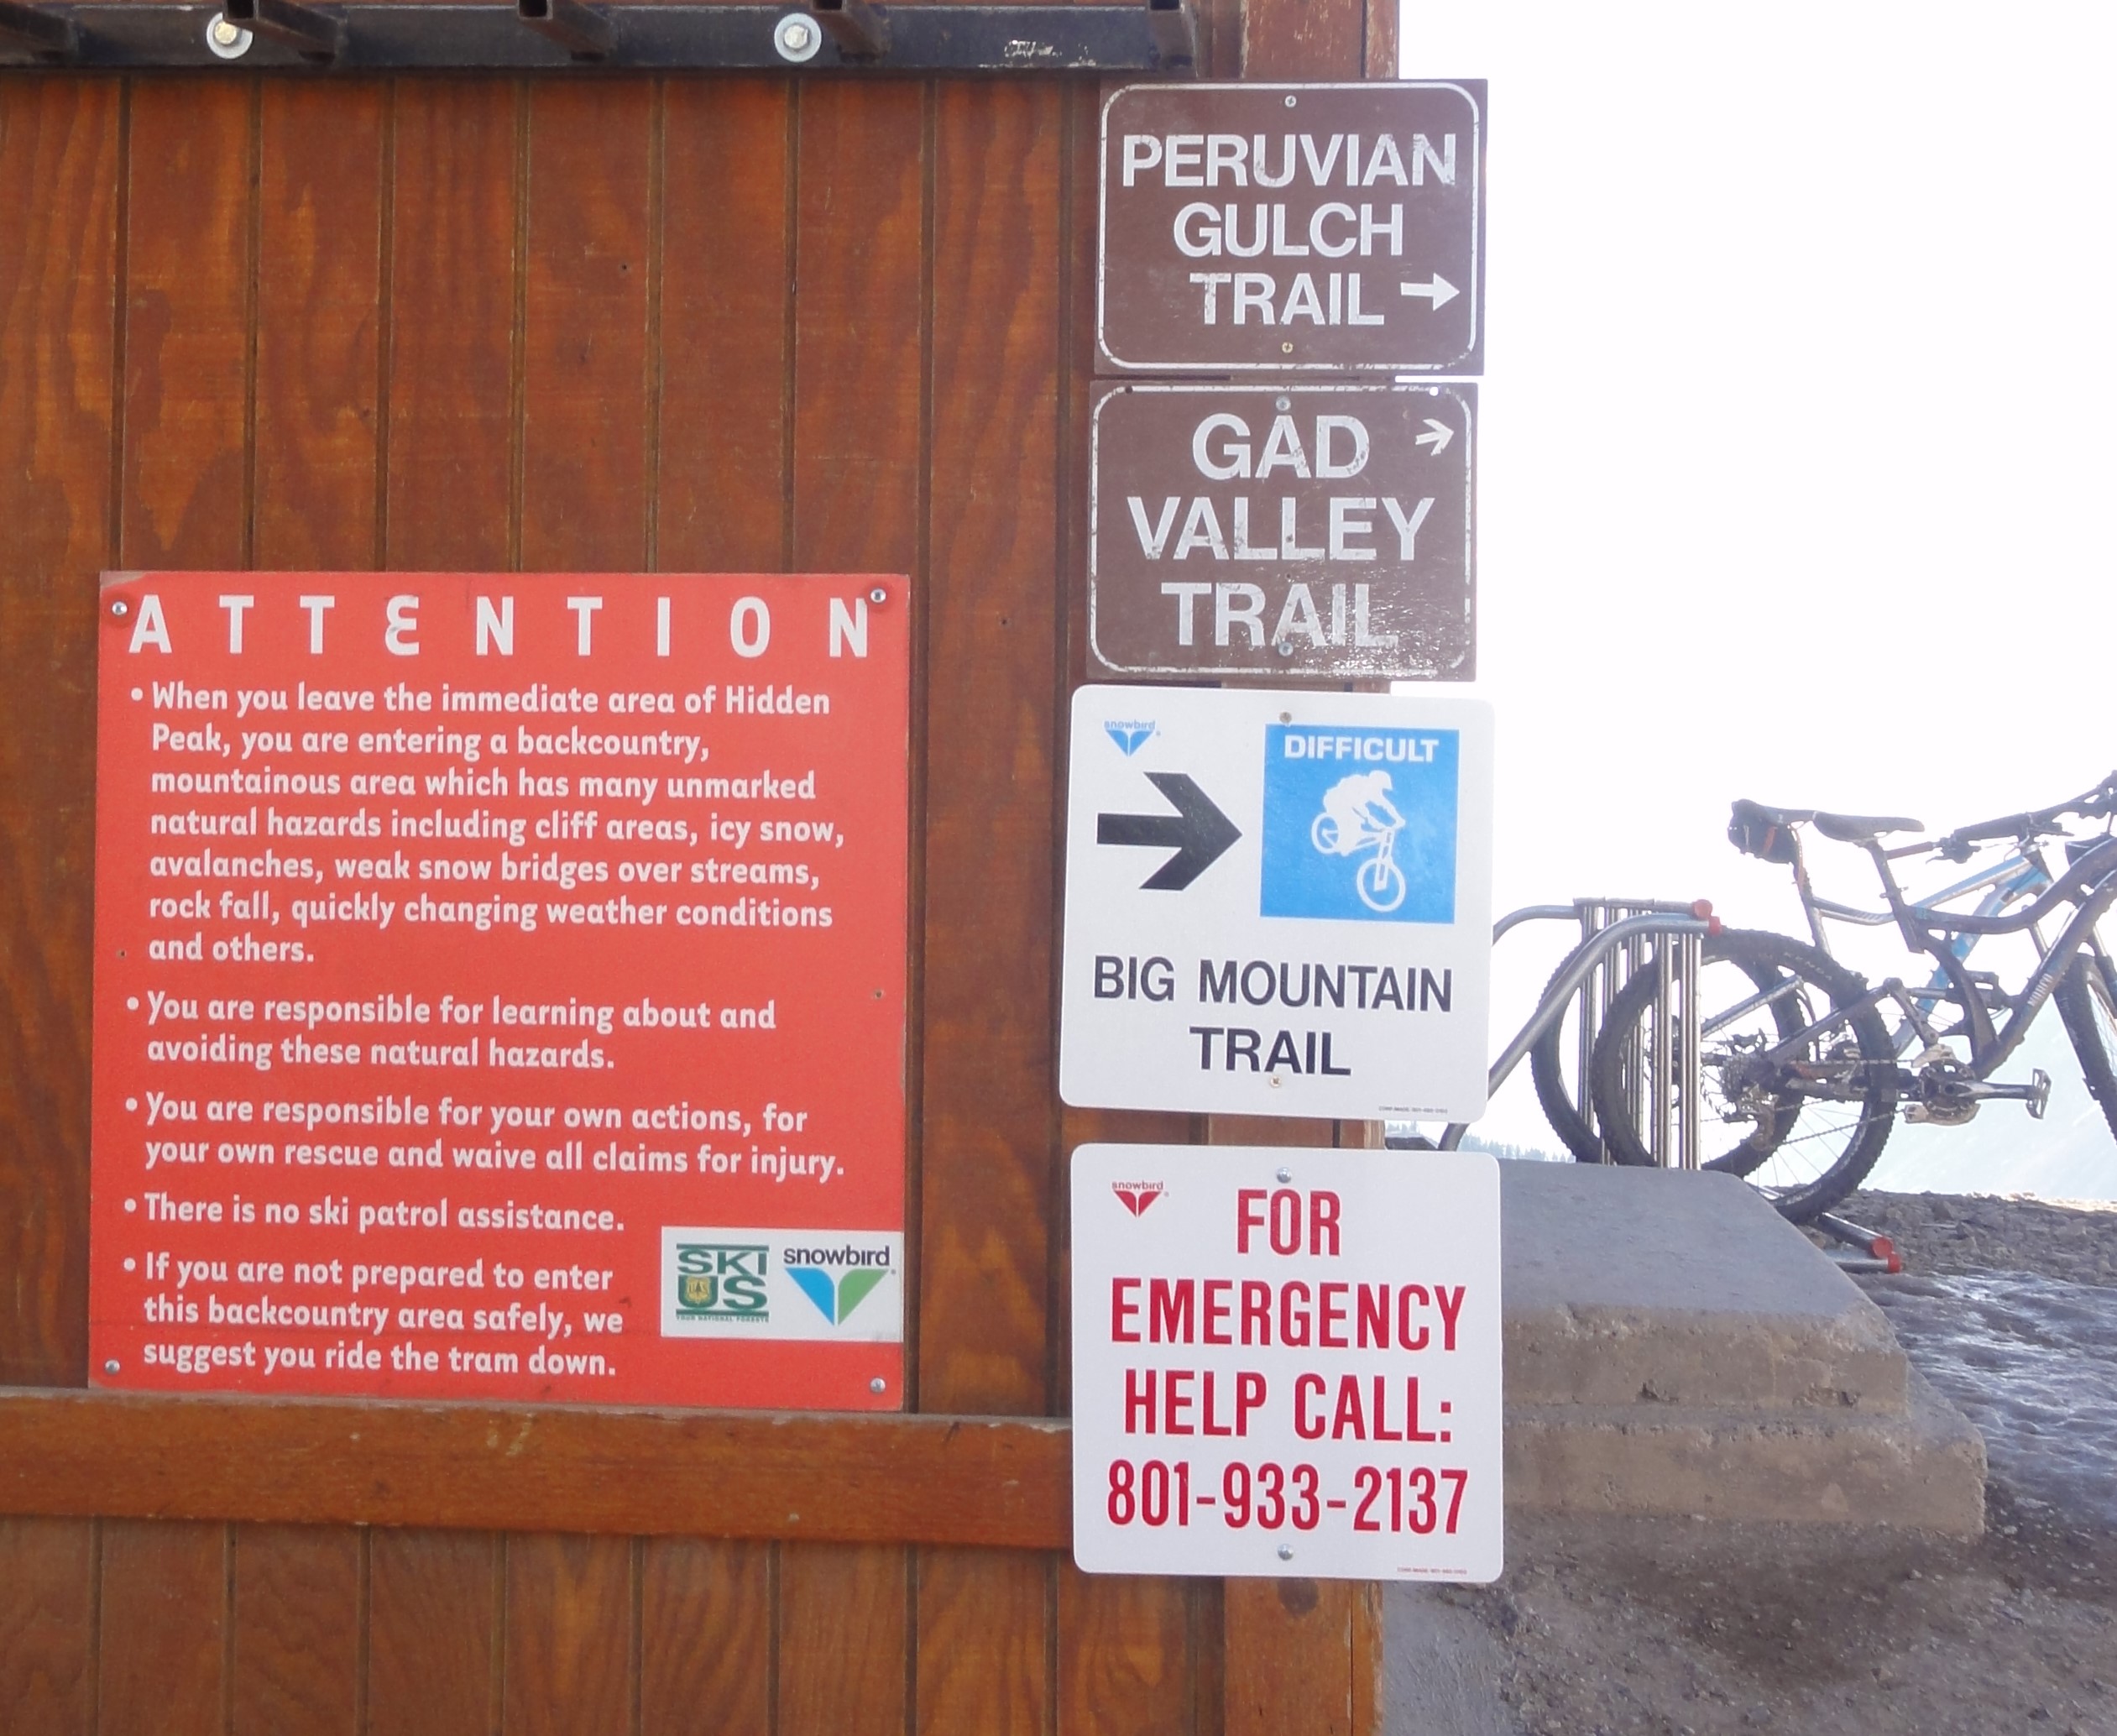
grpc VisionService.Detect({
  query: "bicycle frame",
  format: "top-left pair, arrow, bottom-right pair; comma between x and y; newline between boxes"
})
1780,824 -> 2117,1086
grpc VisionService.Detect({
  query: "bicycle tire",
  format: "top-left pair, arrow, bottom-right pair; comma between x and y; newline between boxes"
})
1527,951 -> 1607,1163
1356,855 -> 1406,913
2057,951 -> 2117,1144
1589,928 -> 1899,1221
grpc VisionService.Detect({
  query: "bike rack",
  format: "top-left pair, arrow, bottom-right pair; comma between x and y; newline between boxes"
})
1394,904 -> 1712,1163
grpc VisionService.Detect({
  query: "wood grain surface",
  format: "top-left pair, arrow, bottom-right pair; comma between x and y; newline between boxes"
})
97,1519 -> 227,1736
921,76 -> 1063,1422
368,1527 -> 500,1736
778,1543 -> 907,1736
1225,1577 -> 1358,1736
230,1524 -> 362,1736
639,1538 -> 774,1736
916,1548 -> 1052,1736
0,1386 -> 1071,1545
504,1533 -> 636,1736
254,81 -> 385,571
0,1517 -> 96,1733
656,78 -> 793,571
0,0 -> 1398,1723
384,80 -> 518,571
0,76 -> 118,1391
522,81 -> 652,573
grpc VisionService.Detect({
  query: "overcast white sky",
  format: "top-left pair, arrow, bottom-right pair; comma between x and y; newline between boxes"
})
1396,3 -> 2117,1183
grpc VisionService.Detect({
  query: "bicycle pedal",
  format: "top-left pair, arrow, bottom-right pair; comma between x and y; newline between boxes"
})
2027,1068 -> 2051,1121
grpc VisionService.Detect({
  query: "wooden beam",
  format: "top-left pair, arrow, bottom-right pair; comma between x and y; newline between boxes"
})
0,1389 -> 1069,1548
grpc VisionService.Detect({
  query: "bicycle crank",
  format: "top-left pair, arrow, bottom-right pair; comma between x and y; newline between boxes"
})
1904,1054 -> 2052,1125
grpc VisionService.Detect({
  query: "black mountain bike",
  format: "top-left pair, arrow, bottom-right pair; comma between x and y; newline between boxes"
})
1578,776 -> 2117,1221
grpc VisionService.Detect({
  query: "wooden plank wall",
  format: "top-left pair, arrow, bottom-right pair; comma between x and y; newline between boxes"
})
0,0 -> 1397,1722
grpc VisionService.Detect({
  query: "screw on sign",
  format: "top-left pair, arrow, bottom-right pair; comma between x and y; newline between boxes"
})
1070,1143 -> 1503,1581
1098,82 -> 1486,374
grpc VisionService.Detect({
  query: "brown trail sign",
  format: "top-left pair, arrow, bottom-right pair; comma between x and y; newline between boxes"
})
1099,81 -> 1486,374
1090,381 -> 1476,677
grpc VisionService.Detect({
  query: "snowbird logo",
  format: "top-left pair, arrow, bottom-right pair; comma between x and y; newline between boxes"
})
1111,1181 -> 1165,1216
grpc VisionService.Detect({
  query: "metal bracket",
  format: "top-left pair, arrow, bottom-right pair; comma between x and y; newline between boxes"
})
1145,0 -> 1190,68
810,0 -> 886,59
0,0 -> 1196,71
516,0 -> 609,59
0,0 -> 75,55
224,0 -> 343,58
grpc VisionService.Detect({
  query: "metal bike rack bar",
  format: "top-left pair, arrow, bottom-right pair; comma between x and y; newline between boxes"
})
0,0 -> 1195,71
1419,908 -> 1712,1158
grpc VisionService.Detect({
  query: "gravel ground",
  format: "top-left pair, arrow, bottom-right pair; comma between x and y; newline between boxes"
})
1389,1191 -> 2117,1736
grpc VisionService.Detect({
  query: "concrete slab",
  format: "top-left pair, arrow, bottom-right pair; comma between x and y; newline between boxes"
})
1505,1365 -> 1987,1535
1382,1587 -> 1514,1736
1501,1163 -> 1906,1410
1490,1162 -> 1986,1532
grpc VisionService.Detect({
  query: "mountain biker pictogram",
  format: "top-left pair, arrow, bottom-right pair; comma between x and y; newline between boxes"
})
1311,771 -> 1409,913
1257,723 -> 1457,925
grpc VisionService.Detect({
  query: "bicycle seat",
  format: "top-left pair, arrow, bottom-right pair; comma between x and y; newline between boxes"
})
1729,799 -> 1923,860
1732,799 -> 1814,830
1811,809 -> 1923,844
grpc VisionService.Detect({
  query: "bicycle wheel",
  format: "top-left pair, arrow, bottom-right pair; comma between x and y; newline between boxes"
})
2057,950 -> 2117,1143
1588,928 -> 1899,1221
1356,855 -> 1405,912
1527,951 -> 1608,1163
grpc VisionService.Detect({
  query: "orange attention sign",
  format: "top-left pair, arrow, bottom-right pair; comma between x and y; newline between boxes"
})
90,572 -> 908,1410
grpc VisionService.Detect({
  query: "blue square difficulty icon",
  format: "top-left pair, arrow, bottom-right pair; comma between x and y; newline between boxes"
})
1259,725 -> 1459,924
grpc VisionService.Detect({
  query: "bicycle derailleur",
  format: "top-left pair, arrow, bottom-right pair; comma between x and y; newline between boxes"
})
1902,1045 -> 2052,1125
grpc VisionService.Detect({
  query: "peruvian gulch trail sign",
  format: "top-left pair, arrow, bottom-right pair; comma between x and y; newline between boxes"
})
1090,382 -> 1476,678
1098,81 -> 1487,375
1059,686 -> 1492,1123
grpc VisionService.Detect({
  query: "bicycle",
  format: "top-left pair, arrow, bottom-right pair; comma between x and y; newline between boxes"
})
1311,794 -> 1408,913
1581,775 -> 2117,1221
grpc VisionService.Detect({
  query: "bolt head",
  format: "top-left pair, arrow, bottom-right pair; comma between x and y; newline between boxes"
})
109,598 -> 130,617
1275,641 -> 1293,656
1274,395 -> 1291,411
869,1376 -> 886,1394
204,13 -> 254,55
1283,94 -> 1298,108
868,586 -> 887,604
773,13 -> 822,60
1280,341 -> 1294,354
1277,1544 -> 1294,1560
1276,1166 -> 1293,1183
103,1359 -> 120,1374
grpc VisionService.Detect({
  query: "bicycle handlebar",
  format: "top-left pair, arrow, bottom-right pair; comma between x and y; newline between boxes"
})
1936,771 -> 2117,860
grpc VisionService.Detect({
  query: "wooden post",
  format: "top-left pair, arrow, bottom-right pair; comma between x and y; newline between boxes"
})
1211,0 -> 1398,1725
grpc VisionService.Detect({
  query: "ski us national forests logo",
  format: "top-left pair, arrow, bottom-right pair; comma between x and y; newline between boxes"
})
661,1226 -> 906,1341
672,1243 -> 768,1320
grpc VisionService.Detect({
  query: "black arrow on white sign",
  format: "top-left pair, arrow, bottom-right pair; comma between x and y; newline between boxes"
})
1097,772 -> 1241,892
